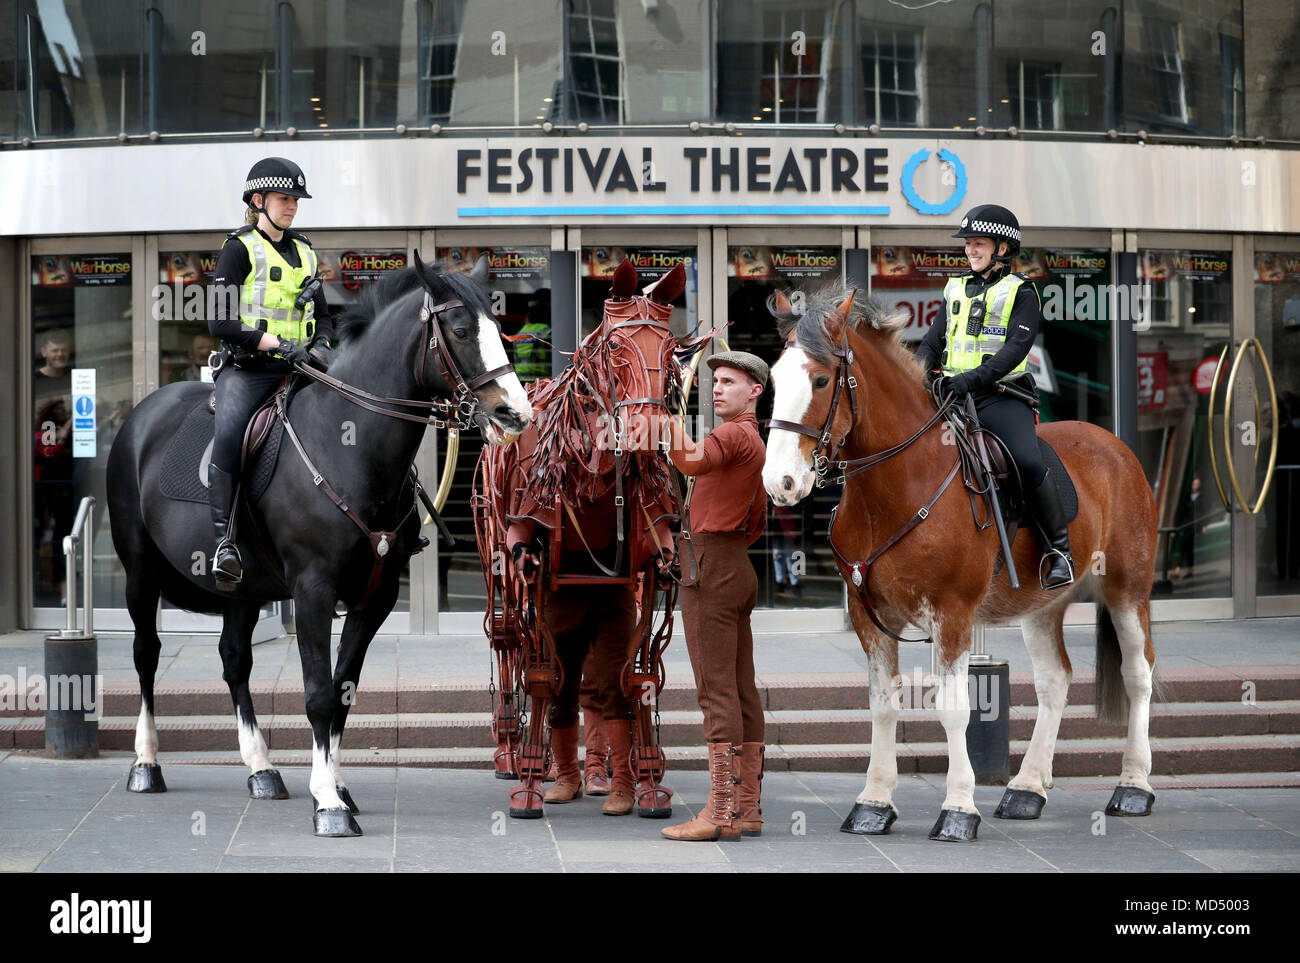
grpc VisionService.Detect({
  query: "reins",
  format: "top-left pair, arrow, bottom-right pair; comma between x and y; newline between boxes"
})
273,287 -> 508,607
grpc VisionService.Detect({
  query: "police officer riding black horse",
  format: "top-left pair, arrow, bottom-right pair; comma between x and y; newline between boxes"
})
915,203 -> 1075,589
208,157 -> 333,585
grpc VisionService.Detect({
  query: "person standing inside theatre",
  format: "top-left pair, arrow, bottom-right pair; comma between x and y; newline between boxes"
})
657,352 -> 769,842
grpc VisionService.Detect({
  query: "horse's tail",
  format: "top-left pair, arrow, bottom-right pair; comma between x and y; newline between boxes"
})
1094,602 -> 1128,725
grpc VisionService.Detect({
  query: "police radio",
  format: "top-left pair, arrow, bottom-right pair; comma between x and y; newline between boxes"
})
965,297 -> 988,337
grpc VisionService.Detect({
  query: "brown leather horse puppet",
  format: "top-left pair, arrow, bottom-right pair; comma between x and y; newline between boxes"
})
474,260 -> 715,820
763,287 -> 1159,842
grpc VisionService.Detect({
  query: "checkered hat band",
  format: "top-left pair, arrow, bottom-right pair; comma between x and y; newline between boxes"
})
968,219 -> 1021,242
245,175 -> 297,193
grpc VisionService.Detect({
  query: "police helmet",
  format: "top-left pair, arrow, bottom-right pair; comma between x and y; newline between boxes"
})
242,157 -> 312,205
952,204 -> 1021,256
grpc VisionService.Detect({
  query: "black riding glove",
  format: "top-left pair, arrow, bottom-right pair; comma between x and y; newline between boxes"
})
941,371 -> 978,398
274,336 -> 311,367
306,335 -> 334,371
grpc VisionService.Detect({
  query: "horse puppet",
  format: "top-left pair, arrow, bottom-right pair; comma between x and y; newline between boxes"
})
107,254 -> 532,836
762,287 -> 1159,842
474,260 -> 715,819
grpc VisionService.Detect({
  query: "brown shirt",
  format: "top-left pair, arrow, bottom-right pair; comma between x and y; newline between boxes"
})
672,411 -> 767,544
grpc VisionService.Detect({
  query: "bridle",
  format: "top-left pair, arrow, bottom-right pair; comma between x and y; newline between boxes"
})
295,289 -> 513,431
768,331 -> 955,488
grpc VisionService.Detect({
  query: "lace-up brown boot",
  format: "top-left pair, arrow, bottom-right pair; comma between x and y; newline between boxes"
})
738,742 -> 764,836
602,720 -> 635,815
543,724 -> 582,803
583,708 -> 611,796
660,743 -> 741,841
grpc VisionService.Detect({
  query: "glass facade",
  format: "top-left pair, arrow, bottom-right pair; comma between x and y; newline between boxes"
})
5,0 -> 1297,143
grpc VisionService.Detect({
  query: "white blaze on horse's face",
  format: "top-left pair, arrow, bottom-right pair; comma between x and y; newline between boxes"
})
763,346 -> 817,506
476,311 -> 533,444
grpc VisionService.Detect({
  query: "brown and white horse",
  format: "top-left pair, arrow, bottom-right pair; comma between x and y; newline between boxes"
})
762,288 -> 1159,841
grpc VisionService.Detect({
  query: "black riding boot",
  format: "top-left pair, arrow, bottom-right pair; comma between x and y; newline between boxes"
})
1028,470 -> 1074,590
208,465 -> 243,584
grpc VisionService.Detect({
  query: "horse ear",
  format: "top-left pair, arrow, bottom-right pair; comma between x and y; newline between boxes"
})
470,253 -> 490,285
770,289 -> 793,315
828,289 -> 857,334
611,258 -> 638,298
411,249 -> 439,296
644,262 -> 686,304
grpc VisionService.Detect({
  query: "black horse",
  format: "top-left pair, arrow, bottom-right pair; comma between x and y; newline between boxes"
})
107,255 -> 531,836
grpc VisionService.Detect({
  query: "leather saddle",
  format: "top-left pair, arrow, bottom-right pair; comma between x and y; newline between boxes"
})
974,429 -> 1079,547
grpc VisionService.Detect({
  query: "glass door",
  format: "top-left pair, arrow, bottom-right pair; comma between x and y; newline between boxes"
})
726,227 -> 846,611
27,240 -> 138,629
1250,241 -> 1300,608
430,230 -> 554,619
1134,236 -> 1235,603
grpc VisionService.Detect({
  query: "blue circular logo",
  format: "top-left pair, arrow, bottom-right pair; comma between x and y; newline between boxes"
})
75,396 -> 94,416
900,148 -> 967,216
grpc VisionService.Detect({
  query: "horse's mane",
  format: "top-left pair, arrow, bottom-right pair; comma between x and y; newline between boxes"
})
334,265 -> 492,345
771,284 -> 922,380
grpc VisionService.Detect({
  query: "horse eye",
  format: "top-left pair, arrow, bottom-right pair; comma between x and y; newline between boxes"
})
813,374 -> 830,390
452,327 -> 469,339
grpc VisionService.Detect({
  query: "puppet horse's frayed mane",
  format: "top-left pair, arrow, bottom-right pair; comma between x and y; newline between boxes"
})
768,285 -> 921,379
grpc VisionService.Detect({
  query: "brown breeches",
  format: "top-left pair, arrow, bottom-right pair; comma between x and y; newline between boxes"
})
680,532 -> 764,745
543,582 -> 636,728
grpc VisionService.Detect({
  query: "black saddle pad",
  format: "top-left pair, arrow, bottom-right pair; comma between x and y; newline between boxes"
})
159,396 -> 284,505
1039,437 -> 1079,524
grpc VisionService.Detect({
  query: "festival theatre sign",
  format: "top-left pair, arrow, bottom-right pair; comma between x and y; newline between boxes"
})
452,139 -> 968,222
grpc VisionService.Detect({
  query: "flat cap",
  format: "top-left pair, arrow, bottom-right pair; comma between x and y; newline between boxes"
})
706,350 -> 769,389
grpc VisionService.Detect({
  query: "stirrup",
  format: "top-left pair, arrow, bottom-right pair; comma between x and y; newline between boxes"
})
1038,549 -> 1074,591
214,539 -> 244,583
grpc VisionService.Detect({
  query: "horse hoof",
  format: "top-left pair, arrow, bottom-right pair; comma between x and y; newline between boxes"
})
840,802 -> 897,835
994,788 -> 1045,820
247,769 -> 290,800
509,784 -> 545,819
929,809 -> 980,842
337,786 -> 359,814
1105,785 -> 1155,817
126,763 -> 167,793
313,807 -> 363,837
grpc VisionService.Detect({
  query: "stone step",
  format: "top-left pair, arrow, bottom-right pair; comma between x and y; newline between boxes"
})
3,665 -> 1295,718
76,734 -> 1300,777
6,703 -> 1298,758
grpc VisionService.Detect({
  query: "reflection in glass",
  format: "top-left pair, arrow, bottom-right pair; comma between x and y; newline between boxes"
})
1138,248 -> 1233,600
1254,251 -> 1300,596
435,246 -> 551,612
16,0 -> 144,138
727,244 -> 842,608
718,0 -> 853,126
30,254 -> 134,610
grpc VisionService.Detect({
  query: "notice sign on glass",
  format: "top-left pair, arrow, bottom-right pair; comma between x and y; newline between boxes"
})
727,246 -> 839,281
1140,250 -> 1230,282
71,368 -> 96,458
870,246 -> 968,342
1137,353 -> 1168,411
321,251 -> 408,290
582,246 -> 695,281
437,247 -> 550,281
34,254 -> 132,287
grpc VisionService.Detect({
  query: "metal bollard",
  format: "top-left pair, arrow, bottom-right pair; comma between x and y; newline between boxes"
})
45,497 -> 99,758
965,624 -> 1009,785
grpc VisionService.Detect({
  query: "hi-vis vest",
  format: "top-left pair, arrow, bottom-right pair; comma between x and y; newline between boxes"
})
514,321 -> 551,381
940,272 -> 1034,377
236,229 -> 318,344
